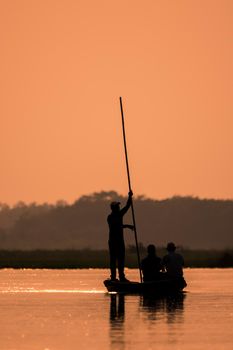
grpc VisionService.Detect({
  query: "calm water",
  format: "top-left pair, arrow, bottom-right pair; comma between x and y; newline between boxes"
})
0,268 -> 232,350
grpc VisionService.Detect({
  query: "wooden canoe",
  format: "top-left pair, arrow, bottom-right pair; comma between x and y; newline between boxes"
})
104,277 -> 187,295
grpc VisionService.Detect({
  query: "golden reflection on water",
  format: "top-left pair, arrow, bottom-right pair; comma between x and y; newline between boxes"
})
140,293 -> 185,324
109,294 -> 125,349
109,292 -> 186,349
2,289 -> 105,293
0,269 -> 233,350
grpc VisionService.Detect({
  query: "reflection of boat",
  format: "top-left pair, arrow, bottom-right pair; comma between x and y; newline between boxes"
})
140,292 -> 186,323
104,277 -> 187,295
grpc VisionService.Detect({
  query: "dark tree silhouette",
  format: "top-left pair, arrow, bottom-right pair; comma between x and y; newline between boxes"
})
0,192 -> 232,250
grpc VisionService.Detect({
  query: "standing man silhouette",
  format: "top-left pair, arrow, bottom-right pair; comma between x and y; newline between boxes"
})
107,191 -> 134,282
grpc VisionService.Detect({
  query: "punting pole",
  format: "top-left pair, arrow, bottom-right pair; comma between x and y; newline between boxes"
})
119,97 -> 143,283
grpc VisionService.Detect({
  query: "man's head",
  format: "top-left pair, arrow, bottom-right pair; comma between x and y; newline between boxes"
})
110,201 -> 121,212
166,242 -> 176,252
147,244 -> 156,255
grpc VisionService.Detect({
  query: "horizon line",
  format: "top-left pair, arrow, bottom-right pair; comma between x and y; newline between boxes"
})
1,190 -> 233,207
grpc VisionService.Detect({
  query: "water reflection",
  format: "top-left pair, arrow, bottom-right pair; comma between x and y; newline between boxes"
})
110,294 -> 125,321
108,292 -> 186,348
140,292 -> 186,324
109,294 -> 125,349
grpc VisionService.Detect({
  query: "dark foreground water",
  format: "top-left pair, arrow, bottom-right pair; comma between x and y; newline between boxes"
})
0,269 -> 232,350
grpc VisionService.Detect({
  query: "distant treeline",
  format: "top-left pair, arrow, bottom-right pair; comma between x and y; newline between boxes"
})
0,191 -> 233,250
0,248 -> 232,269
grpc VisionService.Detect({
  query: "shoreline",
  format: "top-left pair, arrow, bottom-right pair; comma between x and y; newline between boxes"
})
0,249 -> 232,269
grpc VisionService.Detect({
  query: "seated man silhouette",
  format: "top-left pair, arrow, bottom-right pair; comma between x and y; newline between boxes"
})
162,242 -> 184,279
141,244 -> 163,282
107,191 -> 134,282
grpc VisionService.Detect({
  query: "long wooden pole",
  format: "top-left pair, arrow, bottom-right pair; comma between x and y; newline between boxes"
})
119,97 -> 142,283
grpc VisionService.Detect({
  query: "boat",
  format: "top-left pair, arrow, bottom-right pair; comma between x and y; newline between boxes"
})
104,276 -> 187,295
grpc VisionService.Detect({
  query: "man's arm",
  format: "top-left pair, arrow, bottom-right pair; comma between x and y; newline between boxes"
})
162,255 -> 168,271
158,258 -> 165,272
120,191 -> 133,216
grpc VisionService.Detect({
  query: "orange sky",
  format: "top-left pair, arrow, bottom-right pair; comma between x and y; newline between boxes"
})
0,0 -> 233,205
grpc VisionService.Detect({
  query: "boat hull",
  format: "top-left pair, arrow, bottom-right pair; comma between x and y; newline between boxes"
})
104,277 -> 187,295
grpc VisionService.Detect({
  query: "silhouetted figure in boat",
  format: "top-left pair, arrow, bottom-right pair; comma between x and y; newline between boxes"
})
141,244 -> 163,282
162,242 -> 184,278
107,191 -> 134,282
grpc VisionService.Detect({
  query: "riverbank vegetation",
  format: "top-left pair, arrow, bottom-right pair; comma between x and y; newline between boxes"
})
0,191 -> 233,250
0,248 -> 232,269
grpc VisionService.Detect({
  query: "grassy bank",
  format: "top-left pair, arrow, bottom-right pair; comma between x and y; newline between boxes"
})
0,248 -> 232,269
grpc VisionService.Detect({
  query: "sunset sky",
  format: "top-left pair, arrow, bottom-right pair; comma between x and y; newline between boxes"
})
0,0 -> 233,205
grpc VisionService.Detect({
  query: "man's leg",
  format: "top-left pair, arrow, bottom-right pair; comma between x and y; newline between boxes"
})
109,242 -> 117,280
118,245 -> 128,281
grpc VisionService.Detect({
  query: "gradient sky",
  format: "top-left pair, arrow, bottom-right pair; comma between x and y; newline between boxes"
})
0,0 -> 233,205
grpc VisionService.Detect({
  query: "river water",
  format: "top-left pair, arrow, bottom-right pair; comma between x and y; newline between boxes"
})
0,268 -> 232,350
